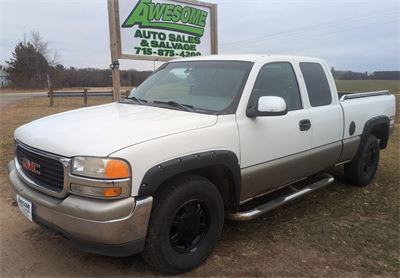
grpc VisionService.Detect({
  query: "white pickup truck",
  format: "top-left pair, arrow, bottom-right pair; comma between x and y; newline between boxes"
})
8,55 -> 396,274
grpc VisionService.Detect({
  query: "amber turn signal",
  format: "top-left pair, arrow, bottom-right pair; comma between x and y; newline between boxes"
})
105,160 -> 130,179
102,187 -> 122,197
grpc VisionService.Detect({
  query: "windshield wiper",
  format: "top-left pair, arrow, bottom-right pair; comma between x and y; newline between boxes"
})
125,96 -> 148,104
153,100 -> 195,112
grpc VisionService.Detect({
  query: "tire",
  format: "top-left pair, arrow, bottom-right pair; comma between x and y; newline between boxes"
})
142,174 -> 224,274
344,134 -> 380,186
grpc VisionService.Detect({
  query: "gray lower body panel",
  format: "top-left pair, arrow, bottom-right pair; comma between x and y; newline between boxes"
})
228,173 -> 335,221
240,141 -> 342,202
338,136 -> 361,163
8,160 -> 153,257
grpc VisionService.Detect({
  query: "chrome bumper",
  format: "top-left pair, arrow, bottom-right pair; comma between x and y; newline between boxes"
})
8,160 -> 153,257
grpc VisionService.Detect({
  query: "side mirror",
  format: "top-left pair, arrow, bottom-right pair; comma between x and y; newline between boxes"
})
246,96 -> 288,118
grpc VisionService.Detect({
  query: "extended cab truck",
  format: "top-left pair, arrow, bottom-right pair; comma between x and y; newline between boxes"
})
8,55 -> 396,274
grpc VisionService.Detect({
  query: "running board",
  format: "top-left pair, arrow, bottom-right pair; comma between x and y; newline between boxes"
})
227,173 -> 335,221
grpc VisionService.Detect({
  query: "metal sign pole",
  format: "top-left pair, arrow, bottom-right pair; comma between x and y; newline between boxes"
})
108,0 -> 121,102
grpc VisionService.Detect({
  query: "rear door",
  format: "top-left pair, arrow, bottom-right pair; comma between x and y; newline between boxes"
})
298,62 -> 343,167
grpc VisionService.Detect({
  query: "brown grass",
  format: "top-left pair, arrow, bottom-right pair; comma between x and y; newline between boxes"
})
335,80 -> 400,94
0,87 -> 134,94
0,97 -> 111,182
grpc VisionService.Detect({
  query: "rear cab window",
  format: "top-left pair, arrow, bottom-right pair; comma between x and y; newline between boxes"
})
300,62 -> 332,107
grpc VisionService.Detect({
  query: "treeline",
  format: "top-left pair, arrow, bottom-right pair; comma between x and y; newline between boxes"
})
332,69 -> 400,80
3,32 -> 153,89
50,65 -> 152,88
3,32 -> 400,89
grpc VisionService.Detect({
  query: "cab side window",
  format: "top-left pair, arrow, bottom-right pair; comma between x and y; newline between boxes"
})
300,62 -> 332,107
249,62 -> 302,111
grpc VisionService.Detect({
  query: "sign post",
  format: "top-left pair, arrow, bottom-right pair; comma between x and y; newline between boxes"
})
108,0 -> 121,101
108,0 -> 218,101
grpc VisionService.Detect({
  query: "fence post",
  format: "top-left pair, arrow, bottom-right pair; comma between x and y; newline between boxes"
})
49,86 -> 54,107
83,89 -> 88,106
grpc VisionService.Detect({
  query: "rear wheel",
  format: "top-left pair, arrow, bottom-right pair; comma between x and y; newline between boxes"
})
142,174 -> 224,274
344,134 -> 380,186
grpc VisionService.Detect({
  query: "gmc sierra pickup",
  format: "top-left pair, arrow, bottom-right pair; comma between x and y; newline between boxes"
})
8,55 -> 396,274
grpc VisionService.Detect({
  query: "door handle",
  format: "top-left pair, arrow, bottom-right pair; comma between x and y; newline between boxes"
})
299,119 -> 311,131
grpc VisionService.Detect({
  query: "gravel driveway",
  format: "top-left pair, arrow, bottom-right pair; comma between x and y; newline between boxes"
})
0,92 -> 47,108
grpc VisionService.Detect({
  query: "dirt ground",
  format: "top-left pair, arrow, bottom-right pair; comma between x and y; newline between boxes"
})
0,96 -> 399,277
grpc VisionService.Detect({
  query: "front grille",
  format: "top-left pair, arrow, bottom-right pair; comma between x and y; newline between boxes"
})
16,144 -> 64,192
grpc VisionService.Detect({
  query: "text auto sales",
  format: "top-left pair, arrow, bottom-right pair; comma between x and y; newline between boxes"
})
134,30 -> 202,57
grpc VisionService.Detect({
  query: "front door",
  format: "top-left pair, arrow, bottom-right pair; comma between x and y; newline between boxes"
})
237,62 -> 312,202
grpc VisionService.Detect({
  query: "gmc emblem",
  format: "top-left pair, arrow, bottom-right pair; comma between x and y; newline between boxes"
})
22,157 -> 41,175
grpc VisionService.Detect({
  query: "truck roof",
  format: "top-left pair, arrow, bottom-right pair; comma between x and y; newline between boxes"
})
172,54 -> 325,64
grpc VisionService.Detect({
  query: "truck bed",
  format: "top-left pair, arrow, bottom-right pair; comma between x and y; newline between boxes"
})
339,90 -> 396,141
338,90 -> 390,101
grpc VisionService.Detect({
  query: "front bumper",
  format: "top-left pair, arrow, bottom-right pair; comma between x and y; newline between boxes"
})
8,160 -> 153,257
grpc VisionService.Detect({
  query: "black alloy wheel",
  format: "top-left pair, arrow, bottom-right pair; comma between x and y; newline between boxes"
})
362,144 -> 378,174
142,174 -> 224,274
344,134 -> 380,186
169,200 -> 209,254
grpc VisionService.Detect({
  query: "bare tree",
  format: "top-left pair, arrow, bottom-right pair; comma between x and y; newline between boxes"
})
49,50 -> 61,66
30,31 -> 49,57
29,31 -> 60,66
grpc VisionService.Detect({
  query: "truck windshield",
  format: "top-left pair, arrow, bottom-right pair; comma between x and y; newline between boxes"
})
127,61 -> 254,114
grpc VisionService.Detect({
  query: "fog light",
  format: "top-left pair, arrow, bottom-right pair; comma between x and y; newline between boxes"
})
71,184 -> 122,198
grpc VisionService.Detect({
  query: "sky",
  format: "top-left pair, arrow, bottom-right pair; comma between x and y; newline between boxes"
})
0,0 -> 399,72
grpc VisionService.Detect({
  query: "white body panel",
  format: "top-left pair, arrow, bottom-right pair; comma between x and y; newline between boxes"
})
111,115 -> 240,196
15,103 -> 217,157
340,94 -> 396,139
235,57 -> 312,168
237,109 -> 312,167
305,61 -> 343,148
13,54 -> 396,199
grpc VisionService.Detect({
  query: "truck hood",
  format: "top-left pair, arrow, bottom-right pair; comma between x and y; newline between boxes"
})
15,102 -> 217,157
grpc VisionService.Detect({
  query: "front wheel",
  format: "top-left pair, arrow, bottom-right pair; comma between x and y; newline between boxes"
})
142,174 -> 224,274
344,134 -> 380,186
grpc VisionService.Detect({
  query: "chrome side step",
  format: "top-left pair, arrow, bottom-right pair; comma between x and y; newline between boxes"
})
226,173 -> 335,221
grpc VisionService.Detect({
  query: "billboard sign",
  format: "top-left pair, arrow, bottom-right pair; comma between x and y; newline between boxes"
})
109,0 -> 218,61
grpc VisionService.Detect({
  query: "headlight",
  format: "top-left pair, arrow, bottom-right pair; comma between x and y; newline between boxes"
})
71,157 -> 130,179
70,157 -> 131,199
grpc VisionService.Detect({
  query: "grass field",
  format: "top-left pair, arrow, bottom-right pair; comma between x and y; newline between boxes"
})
335,80 -> 400,93
0,81 -> 399,276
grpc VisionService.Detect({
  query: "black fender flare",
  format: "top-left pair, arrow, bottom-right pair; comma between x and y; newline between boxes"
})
355,116 -> 390,159
138,150 -> 241,210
